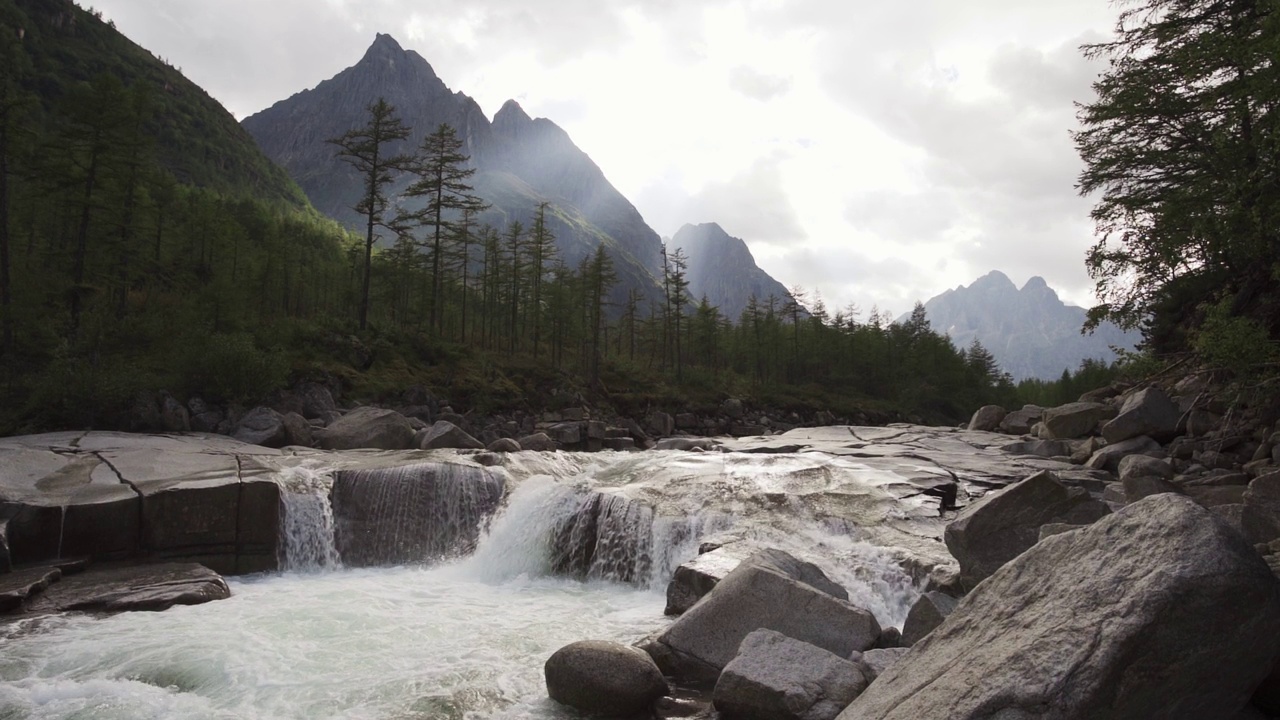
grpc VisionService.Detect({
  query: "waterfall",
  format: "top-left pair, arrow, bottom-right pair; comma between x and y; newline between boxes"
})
331,462 -> 505,567
276,466 -> 340,572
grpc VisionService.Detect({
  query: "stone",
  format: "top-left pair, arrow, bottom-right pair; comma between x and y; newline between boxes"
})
586,420 -> 607,440
602,437 -> 636,451
1184,484 -> 1248,508
1102,482 -> 1126,504
900,591 -> 958,646
1187,409 -> 1223,437
648,411 -> 675,437
485,437 -> 521,453
0,518 -> 10,573
544,640 -> 667,717
1122,474 -> 1183,504
21,563 -> 229,614
295,382 -> 337,419
874,627 -> 902,649
838,494 -> 1280,720
1085,435 -> 1163,471
1101,386 -> 1181,443
280,411 -> 313,447
655,437 -> 720,452
547,422 -> 582,446
317,406 -> 416,450
1038,522 -> 1087,541
853,648 -> 909,684
416,420 -> 485,450
1000,439 -> 1072,458
998,405 -> 1043,435
944,471 -> 1111,589
517,433 -> 557,452
561,407 -> 586,422
159,392 -> 190,433
0,567 -> 61,613
1118,454 -> 1174,481
232,406 -> 289,448
967,405 -> 1007,432
643,559 -> 881,683
723,398 -> 746,419
665,547 -> 848,616
714,629 -> 867,720
1041,402 -> 1115,439
1243,471 -> 1280,545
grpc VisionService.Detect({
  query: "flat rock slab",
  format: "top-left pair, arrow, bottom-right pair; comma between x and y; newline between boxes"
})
20,563 -> 230,615
0,566 -> 62,613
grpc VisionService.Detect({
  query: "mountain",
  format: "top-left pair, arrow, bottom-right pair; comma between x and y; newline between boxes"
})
911,270 -> 1139,381
4,0 -> 307,206
668,222 -> 797,320
242,34 -> 666,306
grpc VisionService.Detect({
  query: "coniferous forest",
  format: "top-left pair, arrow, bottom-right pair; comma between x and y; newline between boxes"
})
0,0 -> 1131,434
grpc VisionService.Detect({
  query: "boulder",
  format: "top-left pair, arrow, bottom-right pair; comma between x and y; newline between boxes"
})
602,437 -> 636,452
944,471 -> 1111,589
852,648 -> 909,684
1041,402 -> 1115,439
22,563 -> 230,614
900,591 -> 958,647
998,405 -> 1043,435
547,422 -> 582,446
416,421 -> 485,450
0,518 -> 10,573
545,640 -> 667,717
232,406 -> 289,448
1123,474 -> 1183,503
485,437 -> 521,453
665,546 -> 848,616
1243,471 -> 1280,545
1038,522 -> 1087,541
655,437 -> 720,452
838,494 -> 1280,720
1101,386 -> 1181,443
642,558 -> 881,683
318,407 -> 416,450
280,411 -> 313,447
967,405 -> 1007,432
713,629 -> 867,720
517,433 -> 557,452
723,398 -> 746,419
1118,454 -> 1175,481
1085,435 -> 1163,471
1185,484 -> 1248,508
295,382 -> 337,419
0,566 -> 61,613
1000,439 -> 1072,458
159,392 -> 190,433
648,411 -> 675,437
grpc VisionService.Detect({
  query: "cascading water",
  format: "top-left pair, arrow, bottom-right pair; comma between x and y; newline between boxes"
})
275,465 -> 341,572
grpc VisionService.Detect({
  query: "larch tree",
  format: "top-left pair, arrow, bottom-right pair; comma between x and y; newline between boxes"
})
327,97 -> 413,331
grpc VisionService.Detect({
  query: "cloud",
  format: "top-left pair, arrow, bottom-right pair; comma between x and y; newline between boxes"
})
728,66 -> 792,101
680,153 -> 806,246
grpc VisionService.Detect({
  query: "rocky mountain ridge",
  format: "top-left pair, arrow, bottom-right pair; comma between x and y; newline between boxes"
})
669,222 -> 799,321
912,270 -> 1139,381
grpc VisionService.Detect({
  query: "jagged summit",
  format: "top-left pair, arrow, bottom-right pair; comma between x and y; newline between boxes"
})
669,222 -> 797,320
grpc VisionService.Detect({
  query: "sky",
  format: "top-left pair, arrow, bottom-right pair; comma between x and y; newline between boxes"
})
93,0 -> 1120,319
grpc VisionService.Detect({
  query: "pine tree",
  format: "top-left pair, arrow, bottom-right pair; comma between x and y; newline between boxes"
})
527,202 -> 557,358
327,98 -> 413,330
586,244 -> 617,385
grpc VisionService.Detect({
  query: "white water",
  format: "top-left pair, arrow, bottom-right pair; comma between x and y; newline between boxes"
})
0,451 -> 931,719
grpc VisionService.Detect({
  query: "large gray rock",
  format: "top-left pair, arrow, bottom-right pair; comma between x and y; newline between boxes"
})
232,406 -> 289,448
1041,402 -> 1115,440
1243,471 -> 1280,545
1102,386 -> 1181,443
1122,474 -> 1183,504
665,546 -> 848,616
998,405 -> 1043,435
416,420 -> 484,450
643,558 -> 881,683
944,471 -> 1111,589
1118,454 -> 1175,481
295,382 -> 337,419
714,629 -> 867,720
900,591 -> 958,647
22,563 -> 230,614
839,494 -> 1280,720
851,648 -> 909,684
967,405 -> 1007,432
1000,438 -> 1072,458
517,432 -> 557,451
317,406 -> 416,450
1085,435 -> 1163,471
545,640 -> 667,717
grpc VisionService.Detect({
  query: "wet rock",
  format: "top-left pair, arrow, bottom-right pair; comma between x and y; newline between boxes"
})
874,627 -> 902,649
318,407 -> 416,450
1041,402 -> 1115,440
967,405 -> 1007,432
851,648 -> 909,684
838,494 -> 1280,720
944,471 -> 1111,589
0,566 -> 61,613
232,406 -> 289,448
485,437 -> 521,453
545,640 -> 667,717
714,629 -> 867,720
547,422 -> 582,446
517,433 -> 557,452
22,563 -> 229,614
416,421 -> 484,450
1102,386 -> 1181,443
1000,438 -> 1072,458
0,518 -> 10,573
655,437 -> 720,452
648,411 -> 675,437
900,591 -> 958,647
643,557 -> 880,683
602,437 -> 636,451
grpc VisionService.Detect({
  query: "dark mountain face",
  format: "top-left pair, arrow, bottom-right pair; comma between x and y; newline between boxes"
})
910,270 -> 1139,381
669,223 -> 797,320
241,34 -> 665,307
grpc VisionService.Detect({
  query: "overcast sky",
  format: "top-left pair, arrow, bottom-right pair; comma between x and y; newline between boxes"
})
93,0 -> 1118,319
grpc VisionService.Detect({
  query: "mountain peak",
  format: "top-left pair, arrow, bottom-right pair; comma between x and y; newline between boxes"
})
366,33 -> 405,56
971,269 -> 1016,291
495,99 -> 531,123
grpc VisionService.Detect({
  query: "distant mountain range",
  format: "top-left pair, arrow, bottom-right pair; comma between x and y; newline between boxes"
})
910,271 -> 1139,381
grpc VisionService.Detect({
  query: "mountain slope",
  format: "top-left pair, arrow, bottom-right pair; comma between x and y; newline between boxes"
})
5,0 -> 307,206
912,271 -> 1139,381
668,222 -> 797,320
241,35 -> 665,307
